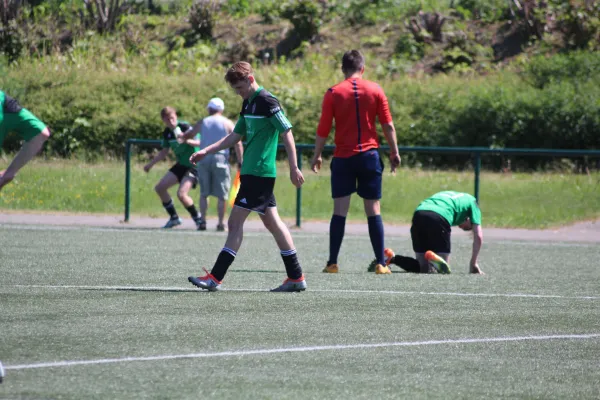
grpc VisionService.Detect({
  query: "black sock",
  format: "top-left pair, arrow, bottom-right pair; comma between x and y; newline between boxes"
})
186,204 -> 199,220
211,247 -> 236,281
327,215 -> 346,265
162,200 -> 178,219
392,255 -> 421,273
368,215 -> 385,265
281,249 -> 303,280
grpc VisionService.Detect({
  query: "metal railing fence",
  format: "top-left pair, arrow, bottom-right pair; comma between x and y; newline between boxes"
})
124,138 -> 600,227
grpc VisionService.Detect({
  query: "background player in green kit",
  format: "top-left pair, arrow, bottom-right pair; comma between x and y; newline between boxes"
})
144,106 -> 202,229
187,61 -> 307,292
0,91 -> 51,191
376,191 -> 484,274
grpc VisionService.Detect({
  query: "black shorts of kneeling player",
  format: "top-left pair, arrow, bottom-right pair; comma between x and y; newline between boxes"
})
410,210 -> 452,254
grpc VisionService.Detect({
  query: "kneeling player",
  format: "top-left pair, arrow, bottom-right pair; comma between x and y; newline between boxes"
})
371,191 -> 484,274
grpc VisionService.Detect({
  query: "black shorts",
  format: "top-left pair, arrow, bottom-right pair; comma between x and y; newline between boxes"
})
234,175 -> 276,214
169,163 -> 198,188
330,149 -> 383,200
410,210 -> 452,254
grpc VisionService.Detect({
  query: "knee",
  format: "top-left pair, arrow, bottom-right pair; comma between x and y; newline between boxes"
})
177,190 -> 187,201
261,218 -> 278,233
154,184 -> 162,194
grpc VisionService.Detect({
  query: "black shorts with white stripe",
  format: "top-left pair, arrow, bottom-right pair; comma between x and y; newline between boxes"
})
233,175 -> 276,214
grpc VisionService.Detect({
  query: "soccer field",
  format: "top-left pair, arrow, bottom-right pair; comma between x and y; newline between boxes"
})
1,225 -> 599,399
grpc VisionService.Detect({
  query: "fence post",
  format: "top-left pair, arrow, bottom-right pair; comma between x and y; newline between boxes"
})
124,140 -> 131,222
296,147 -> 303,228
474,151 -> 481,202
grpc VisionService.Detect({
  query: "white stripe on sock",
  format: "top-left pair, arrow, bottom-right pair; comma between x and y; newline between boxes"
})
222,247 -> 237,257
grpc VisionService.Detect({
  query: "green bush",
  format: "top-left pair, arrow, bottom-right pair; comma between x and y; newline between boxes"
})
280,0 -> 324,41
254,0 -> 282,23
339,0 -> 421,26
521,51 -> 600,89
1,53 -> 599,170
452,0 -> 508,22
395,33 -> 425,60
546,0 -> 600,50
188,0 -> 220,40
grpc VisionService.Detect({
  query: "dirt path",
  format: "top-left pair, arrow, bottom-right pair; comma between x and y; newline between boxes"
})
0,211 -> 598,243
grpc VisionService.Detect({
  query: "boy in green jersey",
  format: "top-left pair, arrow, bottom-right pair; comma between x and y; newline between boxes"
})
144,106 -> 202,229
0,91 -> 51,191
374,191 -> 484,274
187,61 -> 307,292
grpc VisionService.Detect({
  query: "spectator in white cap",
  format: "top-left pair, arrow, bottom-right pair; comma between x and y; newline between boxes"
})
181,98 -> 243,231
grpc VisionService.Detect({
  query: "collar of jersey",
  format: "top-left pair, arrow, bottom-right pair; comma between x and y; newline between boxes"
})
247,86 -> 264,104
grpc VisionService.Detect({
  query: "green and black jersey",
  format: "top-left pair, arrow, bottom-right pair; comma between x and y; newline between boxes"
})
0,91 -> 46,146
160,121 -> 198,168
415,191 -> 482,226
233,87 -> 293,178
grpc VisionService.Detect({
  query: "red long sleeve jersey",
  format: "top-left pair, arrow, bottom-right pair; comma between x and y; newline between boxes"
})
316,77 -> 393,158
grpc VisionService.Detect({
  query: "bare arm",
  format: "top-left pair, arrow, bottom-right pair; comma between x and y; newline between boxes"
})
185,138 -> 201,147
0,128 -> 51,191
190,132 -> 243,165
234,141 -> 244,166
281,129 -> 304,188
311,135 -> 328,173
313,90 -> 333,173
144,148 -> 170,172
179,120 -> 202,142
225,119 -> 243,165
382,122 -> 401,173
470,224 -> 484,274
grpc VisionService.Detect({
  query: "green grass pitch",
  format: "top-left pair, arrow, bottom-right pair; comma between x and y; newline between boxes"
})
1,225 -> 599,399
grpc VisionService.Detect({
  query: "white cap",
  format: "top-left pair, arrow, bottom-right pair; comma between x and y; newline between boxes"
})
207,97 -> 225,111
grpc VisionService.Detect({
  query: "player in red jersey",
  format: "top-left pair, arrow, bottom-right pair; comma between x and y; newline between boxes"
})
311,50 -> 401,274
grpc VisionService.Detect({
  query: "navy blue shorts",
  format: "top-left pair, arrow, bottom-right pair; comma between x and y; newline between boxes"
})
330,149 -> 383,200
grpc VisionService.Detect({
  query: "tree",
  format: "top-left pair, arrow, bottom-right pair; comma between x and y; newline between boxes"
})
82,0 -> 131,33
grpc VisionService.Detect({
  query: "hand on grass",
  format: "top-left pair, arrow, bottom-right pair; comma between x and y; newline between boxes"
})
470,263 -> 484,275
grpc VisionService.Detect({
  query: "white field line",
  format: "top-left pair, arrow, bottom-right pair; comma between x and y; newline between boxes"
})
5,333 -> 600,371
6,284 -> 600,300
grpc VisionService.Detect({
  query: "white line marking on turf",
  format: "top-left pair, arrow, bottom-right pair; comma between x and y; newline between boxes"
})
5,334 -> 600,371
8,284 -> 600,300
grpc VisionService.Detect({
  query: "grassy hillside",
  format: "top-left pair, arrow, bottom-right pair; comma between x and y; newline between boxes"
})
0,1 -> 599,165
